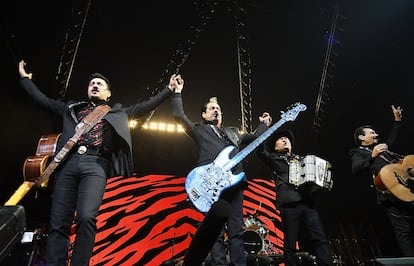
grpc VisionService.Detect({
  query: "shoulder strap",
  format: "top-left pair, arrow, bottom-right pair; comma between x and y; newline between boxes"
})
74,105 -> 111,140
223,127 -> 240,146
35,105 -> 111,186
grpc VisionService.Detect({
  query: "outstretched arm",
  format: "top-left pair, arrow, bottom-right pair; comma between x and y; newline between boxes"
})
240,112 -> 272,145
125,75 -> 177,117
171,76 -> 195,134
18,60 -> 66,116
386,104 -> 402,147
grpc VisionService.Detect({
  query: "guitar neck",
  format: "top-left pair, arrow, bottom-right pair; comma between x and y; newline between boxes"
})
224,118 -> 287,171
36,160 -> 58,186
4,181 -> 34,206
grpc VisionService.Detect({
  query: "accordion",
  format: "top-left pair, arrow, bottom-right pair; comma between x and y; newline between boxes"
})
288,155 -> 333,190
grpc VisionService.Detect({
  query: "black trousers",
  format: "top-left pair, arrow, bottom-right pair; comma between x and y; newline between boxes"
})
46,152 -> 110,266
210,186 -> 246,266
280,202 -> 332,266
384,202 -> 414,256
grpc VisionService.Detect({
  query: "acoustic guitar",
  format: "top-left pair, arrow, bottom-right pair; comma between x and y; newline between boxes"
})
373,155 -> 414,202
4,133 -> 61,206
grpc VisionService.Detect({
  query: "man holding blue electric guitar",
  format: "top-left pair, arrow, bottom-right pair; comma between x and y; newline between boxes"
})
171,75 -> 307,265
171,77 -> 272,265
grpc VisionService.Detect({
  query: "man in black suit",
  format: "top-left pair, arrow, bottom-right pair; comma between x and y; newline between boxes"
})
18,60 -> 179,266
171,76 -> 271,265
257,130 -> 332,266
350,105 -> 414,257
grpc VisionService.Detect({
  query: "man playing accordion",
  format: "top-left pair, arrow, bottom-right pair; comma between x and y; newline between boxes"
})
257,130 -> 333,266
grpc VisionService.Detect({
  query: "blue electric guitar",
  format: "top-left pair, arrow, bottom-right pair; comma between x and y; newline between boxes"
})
185,102 -> 307,212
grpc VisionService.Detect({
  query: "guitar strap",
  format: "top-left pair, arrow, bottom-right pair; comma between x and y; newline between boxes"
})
34,104 -> 112,186
4,105 -> 111,205
223,127 -> 240,147
209,125 -> 239,147
359,146 -> 399,164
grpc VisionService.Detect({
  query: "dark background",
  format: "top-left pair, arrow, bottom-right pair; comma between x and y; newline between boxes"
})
1,0 -> 414,258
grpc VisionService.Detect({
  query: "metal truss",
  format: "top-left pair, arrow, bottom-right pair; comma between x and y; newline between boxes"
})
312,4 -> 345,136
54,0 -> 253,133
230,1 -> 253,133
56,0 -> 92,99
143,0 -> 218,124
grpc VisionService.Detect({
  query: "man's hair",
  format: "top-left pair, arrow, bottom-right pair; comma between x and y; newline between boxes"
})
201,97 -> 219,113
354,125 -> 374,145
88,73 -> 111,90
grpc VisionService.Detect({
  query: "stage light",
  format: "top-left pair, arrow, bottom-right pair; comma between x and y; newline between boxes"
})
158,123 -> 167,131
166,124 -> 175,132
177,124 -> 185,132
149,122 -> 158,130
128,119 -> 138,129
132,120 -> 186,133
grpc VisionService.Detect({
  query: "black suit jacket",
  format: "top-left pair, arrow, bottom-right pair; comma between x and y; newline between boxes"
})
171,93 -> 267,184
349,121 -> 401,177
256,144 -> 303,207
349,121 -> 402,203
20,77 -> 173,177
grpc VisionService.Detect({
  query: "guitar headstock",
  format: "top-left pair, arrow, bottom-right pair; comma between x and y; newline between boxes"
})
281,103 -> 307,121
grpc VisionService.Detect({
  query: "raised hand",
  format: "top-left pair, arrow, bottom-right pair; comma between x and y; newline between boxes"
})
18,60 -> 33,80
391,105 -> 402,121
259,112 -> 272,127
168,74 -> 184,93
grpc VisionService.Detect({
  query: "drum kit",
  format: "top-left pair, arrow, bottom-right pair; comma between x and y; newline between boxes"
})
242,214 -> 278,256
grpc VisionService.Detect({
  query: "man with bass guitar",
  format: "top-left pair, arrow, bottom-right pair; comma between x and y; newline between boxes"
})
350,104 -> 414,257
171,75 -> 272,266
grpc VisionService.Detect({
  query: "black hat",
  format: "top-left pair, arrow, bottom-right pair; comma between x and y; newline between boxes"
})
88,73 -> 111,90
265,129 -> 295,151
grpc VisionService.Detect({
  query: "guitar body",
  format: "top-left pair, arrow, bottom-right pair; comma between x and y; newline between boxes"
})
23,155 -> 51,182
5,133 -> 60,206
185,146 -> 245,213
374,155 -> 414,202
23,133 -> 61,182
35,133 -> 61,155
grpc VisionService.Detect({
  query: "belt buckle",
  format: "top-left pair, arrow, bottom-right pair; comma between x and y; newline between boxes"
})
77,145 -> 87,155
